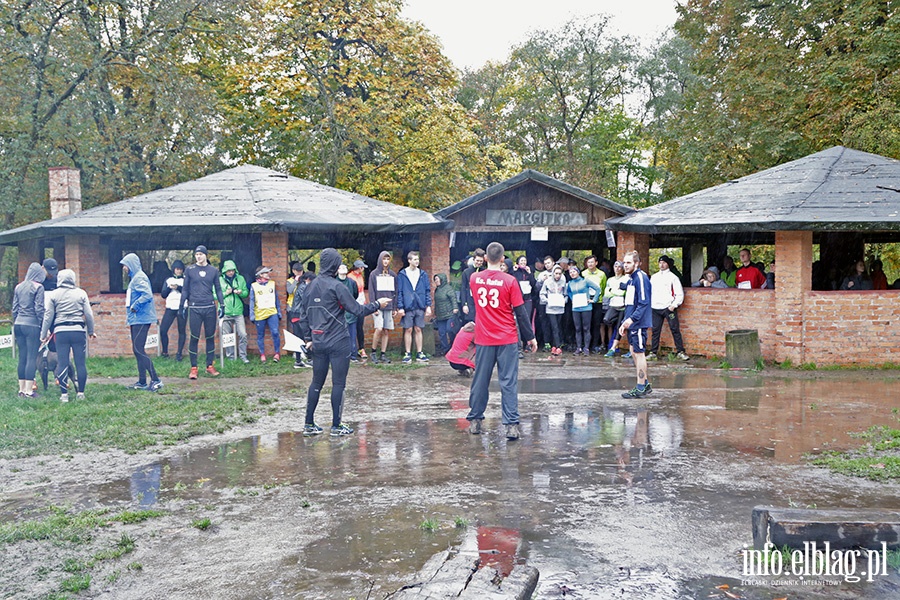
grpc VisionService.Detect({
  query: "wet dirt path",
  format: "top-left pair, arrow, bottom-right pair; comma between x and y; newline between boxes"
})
2,358 -> 900,599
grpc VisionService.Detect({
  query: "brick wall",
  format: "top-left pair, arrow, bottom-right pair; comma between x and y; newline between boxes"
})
18,239 -> 41,281
654,289 -> 777,360
65,235 -> 108,296
802,291 -> 900,365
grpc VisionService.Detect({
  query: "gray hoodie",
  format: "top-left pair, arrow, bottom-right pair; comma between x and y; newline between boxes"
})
41,269 -> 95,339
12,262 -> 46,327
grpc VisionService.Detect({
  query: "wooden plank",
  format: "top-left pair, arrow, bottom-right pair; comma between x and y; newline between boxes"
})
752,506 -> 900,550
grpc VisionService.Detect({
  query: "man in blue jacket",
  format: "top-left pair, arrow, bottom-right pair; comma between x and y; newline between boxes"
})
619,251 -> 652,398
396,251 -> 432,363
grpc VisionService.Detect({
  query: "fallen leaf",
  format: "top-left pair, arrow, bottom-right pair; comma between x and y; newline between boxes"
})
870,463 -> 886,469
716,584 -> 730,589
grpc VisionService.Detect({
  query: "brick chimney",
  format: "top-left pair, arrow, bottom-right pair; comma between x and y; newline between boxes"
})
48,167 -> 82,219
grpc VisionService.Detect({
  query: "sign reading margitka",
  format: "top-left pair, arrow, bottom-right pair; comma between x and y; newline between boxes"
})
485,209 -> 588,227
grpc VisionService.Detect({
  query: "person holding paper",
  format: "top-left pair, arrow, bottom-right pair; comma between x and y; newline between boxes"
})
565,265 -> 602,355
249,266 -> 281,362
367,251 -> 398,363
348,259 -> 368,359
735,248 -> 766,289
511,255 -> 536,357
539,265 -> 567,355
582,256 -> 608,353
219,260 -> 249,363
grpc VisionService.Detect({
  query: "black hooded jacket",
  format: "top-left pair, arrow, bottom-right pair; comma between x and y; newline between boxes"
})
299,248 -> 381,348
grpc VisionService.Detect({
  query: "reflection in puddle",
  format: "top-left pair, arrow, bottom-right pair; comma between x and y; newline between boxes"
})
3,372 -> 899,598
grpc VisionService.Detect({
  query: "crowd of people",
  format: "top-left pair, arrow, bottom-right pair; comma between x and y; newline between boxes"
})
11,244 -> 897,438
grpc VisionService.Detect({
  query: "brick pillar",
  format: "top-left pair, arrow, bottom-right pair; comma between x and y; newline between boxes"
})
18,239 -> 42,280
257,232 -> 289,356
774,231 -> 812,364
615,231 -> 650,266
260,232 -> 289,274
419,230 -> 451,279
65,235 -> 107,296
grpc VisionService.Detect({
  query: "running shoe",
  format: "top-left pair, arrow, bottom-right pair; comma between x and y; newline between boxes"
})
468,419 -> 483,435
402,353 -> 412,364
416,352 -> 429,363
189,367 -> 198,380
330,424 -> 354,436
505,424 -> 521,440
149,380 -> 164,392
126,381 -> 149,390
303,423 -> 323,436
206,365 -> 220,377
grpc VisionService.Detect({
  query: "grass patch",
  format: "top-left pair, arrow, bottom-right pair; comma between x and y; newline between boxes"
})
0,506 -> 165,545
191,517 -> 212,530
59,573 -> 91,592
809,414 -> 900,481
0,375 -> 282,460
420,518 -> 439,532
453,517 -> 469,528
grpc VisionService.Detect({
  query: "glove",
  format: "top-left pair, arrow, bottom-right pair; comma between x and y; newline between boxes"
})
179,305 -> 187,320
217,306 -> 225,320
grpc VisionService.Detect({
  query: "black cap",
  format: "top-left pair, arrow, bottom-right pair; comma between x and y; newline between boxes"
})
194,245 -> 208,255
43,258 -> 58,274
172,260 -> 185,270
659,255 -> 674,268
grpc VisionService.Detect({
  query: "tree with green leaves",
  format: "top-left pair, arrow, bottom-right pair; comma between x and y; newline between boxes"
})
666,0 -> 900,196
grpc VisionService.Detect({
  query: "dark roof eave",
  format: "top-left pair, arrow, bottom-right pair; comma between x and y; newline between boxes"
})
605,219 -> 900,235
0,219 -> 453,246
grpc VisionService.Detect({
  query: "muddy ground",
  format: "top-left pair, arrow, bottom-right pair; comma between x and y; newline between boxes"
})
2,357 -> 900,599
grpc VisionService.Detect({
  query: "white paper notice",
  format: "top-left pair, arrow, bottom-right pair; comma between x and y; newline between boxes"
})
572,293 -> 588,309
548,293 -> 565,308
376,276 -> 395,292
519,280 -> 532,295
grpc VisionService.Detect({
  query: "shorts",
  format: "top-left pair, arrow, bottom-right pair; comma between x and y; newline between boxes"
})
400,309 -> 426,329
372,308 -> 395,330
627,327 -> 648,353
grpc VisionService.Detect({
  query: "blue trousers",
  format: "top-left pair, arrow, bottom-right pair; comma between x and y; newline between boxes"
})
254,315 -> 280,355
467,343 -> 520,425
435,318 -> 454,354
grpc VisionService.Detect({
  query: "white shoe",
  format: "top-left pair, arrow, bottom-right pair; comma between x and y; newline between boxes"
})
60,393 -> 69,403
76,392 -> 85,401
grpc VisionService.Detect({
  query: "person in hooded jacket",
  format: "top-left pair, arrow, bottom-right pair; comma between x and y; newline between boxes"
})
299,248 -> 391,436
249,266 -> 281,362
181,245 -> 224,378
120,253 -> 162,392
160,260 -> 187,360
366,250 -> 398,363
40,269 -> 95,402
12,263 -> 46,397
432,273 -> 458,356
220,259 -> 250,362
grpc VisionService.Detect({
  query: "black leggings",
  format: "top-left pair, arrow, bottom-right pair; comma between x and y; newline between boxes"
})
14,324 -> 40,380
55,330 -> 87,393
305,339 -> 352,428
160,308 -> 186,356
188,306 -> 217,367
131,324 -> 158,384
604,307 -> 625,348
573,311 -> 591,349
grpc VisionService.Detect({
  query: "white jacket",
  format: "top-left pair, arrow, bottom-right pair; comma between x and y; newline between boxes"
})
650,269 -> 684,310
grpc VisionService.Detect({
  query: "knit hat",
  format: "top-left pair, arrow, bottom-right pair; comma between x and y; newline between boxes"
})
194,245 -> 208,255
614,260 -> 623,269
659,255 -> 674,268
172,260 -> 185,271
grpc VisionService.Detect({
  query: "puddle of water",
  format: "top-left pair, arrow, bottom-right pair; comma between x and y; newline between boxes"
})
3,372 -> 899,598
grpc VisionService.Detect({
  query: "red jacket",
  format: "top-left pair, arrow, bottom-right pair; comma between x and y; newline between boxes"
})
447,322 -> 476,368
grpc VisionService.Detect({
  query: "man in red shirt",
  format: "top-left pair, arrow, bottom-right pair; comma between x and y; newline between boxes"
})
735,248 -> 766,289
467,242 -> 538,440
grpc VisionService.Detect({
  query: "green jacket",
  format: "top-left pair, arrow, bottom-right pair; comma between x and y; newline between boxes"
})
433,273 -> 459,321
219,260 -> 249,317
